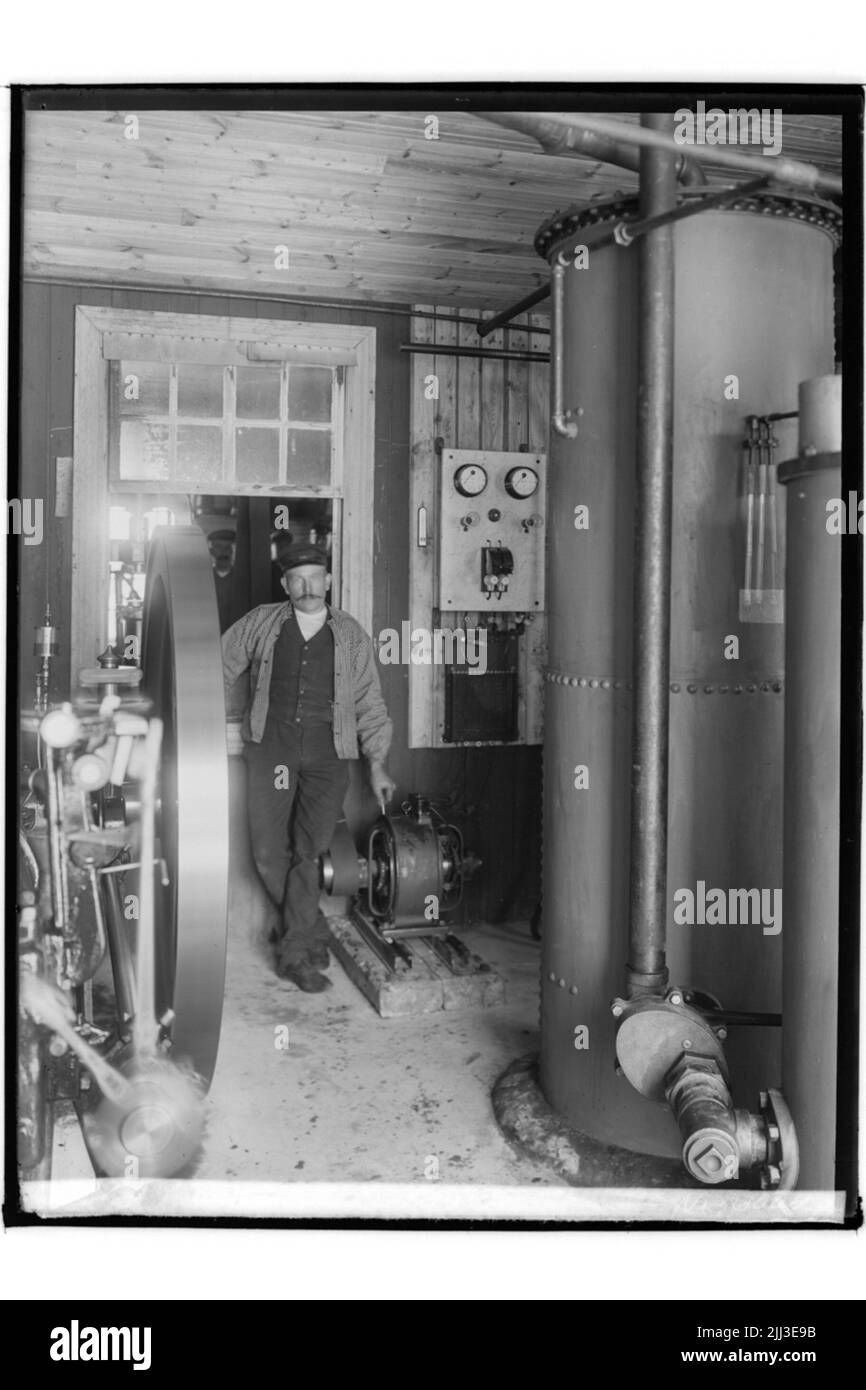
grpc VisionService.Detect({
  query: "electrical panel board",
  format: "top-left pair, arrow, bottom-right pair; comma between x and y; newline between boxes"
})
437,448 -> 546,612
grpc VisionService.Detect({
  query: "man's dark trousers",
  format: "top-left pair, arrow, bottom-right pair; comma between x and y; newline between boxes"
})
244,609 -> 349,969
246,722 -> 349,967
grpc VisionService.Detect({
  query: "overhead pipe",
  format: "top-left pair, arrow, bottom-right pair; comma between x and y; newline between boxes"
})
507,112 -> 843,198
400,342 -> 549,362
626,114 -> 678,998
478,283 -> 553,338
478,111 -> 706,186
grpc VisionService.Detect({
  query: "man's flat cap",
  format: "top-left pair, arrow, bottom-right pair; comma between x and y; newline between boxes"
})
278,541 -> 329,572
208,528 -> 236,543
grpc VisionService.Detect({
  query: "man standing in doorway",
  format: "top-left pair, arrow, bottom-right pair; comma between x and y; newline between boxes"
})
222,542 -> 395,991
207,527 -> 246,634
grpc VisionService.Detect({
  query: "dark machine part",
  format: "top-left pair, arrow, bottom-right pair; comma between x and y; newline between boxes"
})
139,526 -> 230,1083
537,181 -> 839,1159
101,870 -> 137,1039
444,628 -> 519,744
481,544 -> 514,599
320,795 -> 480,961
367,795 -> 465,929
778,376 -> 842,1190
612,991 -> 799,1188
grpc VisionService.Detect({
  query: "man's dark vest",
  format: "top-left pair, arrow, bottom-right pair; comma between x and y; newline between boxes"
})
265,610 -> 335,734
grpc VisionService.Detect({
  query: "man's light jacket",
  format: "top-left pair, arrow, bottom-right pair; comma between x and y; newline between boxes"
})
222,603 -> 392,765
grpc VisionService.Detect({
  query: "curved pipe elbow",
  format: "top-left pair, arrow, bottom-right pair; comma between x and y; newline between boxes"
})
552,412 -> 579,439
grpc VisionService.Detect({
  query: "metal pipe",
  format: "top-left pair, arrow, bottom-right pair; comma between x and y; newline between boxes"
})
478,111 -> 706,186
400,342 -> 549,363
608,175 -> 770,245
45,752 -> 68,934
550,255 -> 579,439
478,283 -> 553,338
704,1009 -> 782,1028
520,113 -> 843,198
626,114 -> 677,997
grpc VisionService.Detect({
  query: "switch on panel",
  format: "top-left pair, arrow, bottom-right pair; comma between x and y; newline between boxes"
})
482,545 -> 514,598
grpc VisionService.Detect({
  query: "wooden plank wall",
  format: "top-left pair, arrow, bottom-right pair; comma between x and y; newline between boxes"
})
16,282 -> 543,922
408,304 -> 550,748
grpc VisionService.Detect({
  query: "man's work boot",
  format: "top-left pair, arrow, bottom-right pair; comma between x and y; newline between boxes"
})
276,957 -> 332,992
309,940 -> 330,969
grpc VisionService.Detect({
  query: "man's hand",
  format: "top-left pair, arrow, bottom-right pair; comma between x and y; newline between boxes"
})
369,763 -> 396,813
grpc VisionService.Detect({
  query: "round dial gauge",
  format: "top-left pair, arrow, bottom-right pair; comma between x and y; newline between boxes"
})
505,466 -> 540,499
454,464 -> 488,497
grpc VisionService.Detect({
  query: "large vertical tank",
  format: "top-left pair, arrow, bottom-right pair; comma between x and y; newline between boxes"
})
537,191 -> 841,1157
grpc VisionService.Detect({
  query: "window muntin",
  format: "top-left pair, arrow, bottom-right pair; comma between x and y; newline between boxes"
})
112,360 -> 339,491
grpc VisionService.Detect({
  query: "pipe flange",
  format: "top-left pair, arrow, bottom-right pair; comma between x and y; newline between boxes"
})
535,190 -> 843,261
759,1087 -> 800,1191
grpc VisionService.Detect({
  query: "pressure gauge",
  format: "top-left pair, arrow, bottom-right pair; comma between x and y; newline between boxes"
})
454,463 -> 488,497
505,465 -> 540,499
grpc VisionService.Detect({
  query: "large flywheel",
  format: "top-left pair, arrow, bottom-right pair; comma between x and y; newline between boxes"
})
139,525 -> 230,1084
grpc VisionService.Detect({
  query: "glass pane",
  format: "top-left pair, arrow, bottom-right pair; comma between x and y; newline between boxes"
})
117,361 -> 170,417
236,364 -> 281,420
236,426 -> 279,485
287,428 -> 331,487
176,424 -> 223,483
118,421 -> 170,480
288,366 -> 332,423
177,364 -> 224,418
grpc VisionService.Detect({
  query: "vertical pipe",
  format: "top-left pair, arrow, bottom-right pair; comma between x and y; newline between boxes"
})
551,256 -> 579,438
778,374 -> 841,1190
626,115 -> 678,996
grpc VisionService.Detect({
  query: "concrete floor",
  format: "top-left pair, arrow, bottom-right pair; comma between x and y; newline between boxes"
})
31,911 -> 843,1224
196,909 -> 560,1187
44,908 -> 563,1197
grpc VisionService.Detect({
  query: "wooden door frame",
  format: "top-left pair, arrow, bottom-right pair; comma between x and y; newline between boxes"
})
71,305 -> 375,686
